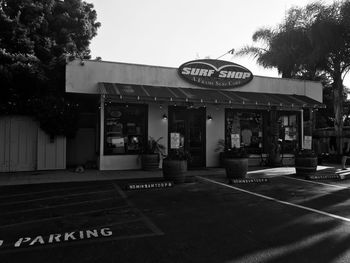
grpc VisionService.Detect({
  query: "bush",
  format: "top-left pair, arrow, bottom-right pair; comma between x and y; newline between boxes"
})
165,149 -> 191,161
295,149 -> 317,158
143,137 -> 166,155
222,147 -> 248,158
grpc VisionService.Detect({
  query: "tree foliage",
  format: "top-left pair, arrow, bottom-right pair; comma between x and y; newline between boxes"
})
0,0 -> 100,137
237,0 -> 350,153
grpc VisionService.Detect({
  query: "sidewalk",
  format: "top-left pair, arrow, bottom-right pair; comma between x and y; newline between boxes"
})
0,164 -> 345,186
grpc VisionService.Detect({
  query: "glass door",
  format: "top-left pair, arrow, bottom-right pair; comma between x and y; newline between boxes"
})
168,106 -> 206,168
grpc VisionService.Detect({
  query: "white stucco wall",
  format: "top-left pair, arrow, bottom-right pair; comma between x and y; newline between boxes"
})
66,59 -> 323,102
206,105 -> 225,167
99,155 -> 140,170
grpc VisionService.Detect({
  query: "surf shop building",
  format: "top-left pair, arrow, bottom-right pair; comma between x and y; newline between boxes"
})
65,59 -> 324,170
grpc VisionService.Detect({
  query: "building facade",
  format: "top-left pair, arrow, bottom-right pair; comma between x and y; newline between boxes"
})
65,59 -> 324,171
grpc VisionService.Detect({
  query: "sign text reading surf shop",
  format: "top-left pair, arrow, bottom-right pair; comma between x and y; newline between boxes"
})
178,59 -> 253,89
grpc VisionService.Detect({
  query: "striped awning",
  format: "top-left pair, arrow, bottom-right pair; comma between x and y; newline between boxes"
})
98,82 -> 325,109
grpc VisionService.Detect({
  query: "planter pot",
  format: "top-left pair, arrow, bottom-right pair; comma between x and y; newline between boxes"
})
295,156 -> 318,178
267,153 -> 282,167
141,154 -> 160,171
219,152 -> 225,167
162,159 -> 187,183
224,158 -> 248,179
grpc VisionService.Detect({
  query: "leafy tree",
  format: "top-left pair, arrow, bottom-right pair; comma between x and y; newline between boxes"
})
0,0 -> 100,137
237,1 -> 350,154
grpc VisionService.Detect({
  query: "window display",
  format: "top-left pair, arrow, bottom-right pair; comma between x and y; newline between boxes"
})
104,104 -> 147,155
225,110 -> 263,153
278,112 -> 299,153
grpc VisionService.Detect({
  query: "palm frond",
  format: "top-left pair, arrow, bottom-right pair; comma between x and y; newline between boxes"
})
252,28 -> 274,43
235,45 -> 264,59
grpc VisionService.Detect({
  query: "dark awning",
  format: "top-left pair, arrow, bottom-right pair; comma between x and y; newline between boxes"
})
98,82 -> 325,109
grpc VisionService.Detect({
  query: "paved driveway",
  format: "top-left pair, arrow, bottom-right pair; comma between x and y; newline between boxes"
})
1,174 -> 350,262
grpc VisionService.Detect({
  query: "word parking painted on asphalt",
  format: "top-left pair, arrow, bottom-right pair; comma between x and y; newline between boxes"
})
0,227 -> 112,249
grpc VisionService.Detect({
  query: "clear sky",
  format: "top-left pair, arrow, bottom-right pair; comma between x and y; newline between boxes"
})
88,0 -> 349,88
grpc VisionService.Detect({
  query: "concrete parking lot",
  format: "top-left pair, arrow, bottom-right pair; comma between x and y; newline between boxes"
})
1,170 -> 350,262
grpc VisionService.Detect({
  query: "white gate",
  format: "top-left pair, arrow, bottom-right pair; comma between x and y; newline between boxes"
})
0,116 -> 38,172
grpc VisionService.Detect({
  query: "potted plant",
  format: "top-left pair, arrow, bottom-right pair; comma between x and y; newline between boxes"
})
222,147 -> 249,181
266,122 -> 282,167
295,149 -> 318,178
162,149 -> 191,183
215,139 -> 226,167
141,137 -> 166,171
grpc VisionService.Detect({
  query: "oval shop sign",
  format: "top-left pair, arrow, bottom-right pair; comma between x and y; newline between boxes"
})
178,59 -> 253,89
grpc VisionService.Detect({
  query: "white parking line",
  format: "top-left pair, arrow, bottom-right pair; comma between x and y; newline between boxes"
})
198,176 -> 350,223
0,189 -> 115,206
1,197 -> 117,216
281,175 -> 348,189
0,184 -> 108,199
0,205 -> 131,229
112,183 -> 164,236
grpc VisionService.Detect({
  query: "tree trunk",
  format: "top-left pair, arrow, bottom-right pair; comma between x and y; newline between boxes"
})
333,74 -> 344,154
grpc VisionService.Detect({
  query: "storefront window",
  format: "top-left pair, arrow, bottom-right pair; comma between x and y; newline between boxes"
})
104,103 -> 147,155
225,110 -> 263,154
278,112 -> 299,153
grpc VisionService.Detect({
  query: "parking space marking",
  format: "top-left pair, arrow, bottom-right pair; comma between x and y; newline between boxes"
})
281,175 -> 348,189
0,228 -> 160,255
112,183 -> 164,236
0,205 -> 130,229
0,189 -> 115,207
0,184 -> 110,199
0,182 -> 164,253
0,216 -> 161,254
1,197 -> 116,216
198,176 -> 350,223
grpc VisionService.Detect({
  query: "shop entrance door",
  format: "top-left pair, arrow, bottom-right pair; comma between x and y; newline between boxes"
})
168,106 -> 206,168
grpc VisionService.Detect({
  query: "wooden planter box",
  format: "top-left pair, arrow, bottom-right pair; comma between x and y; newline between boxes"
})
141,154 -> 160,171
224,158 -> 248,179
162,159 -> 187,183
295,156 -> 318,178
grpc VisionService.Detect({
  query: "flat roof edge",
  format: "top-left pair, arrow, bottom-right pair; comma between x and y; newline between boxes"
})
70,59 -> 322,85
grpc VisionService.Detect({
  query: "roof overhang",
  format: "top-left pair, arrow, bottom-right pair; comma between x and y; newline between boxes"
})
98,82 -> 325,110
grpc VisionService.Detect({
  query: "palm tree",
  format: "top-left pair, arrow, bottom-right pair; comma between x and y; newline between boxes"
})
307,2 -> 350,154
237,1 -> 350,154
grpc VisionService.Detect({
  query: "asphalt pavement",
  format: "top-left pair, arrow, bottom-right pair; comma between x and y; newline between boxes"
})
1,166 -> 350,262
